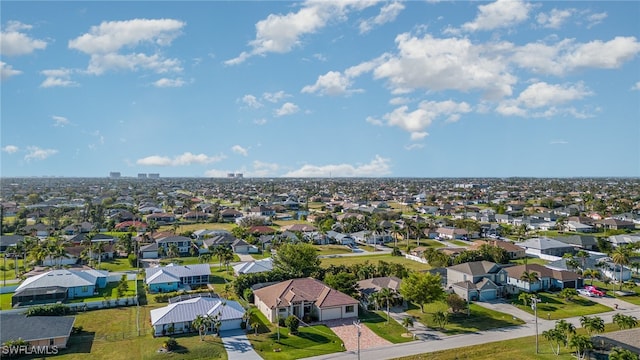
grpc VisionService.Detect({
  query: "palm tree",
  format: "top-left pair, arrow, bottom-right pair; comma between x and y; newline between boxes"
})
542,328 -> 565,355
555,319 -> 576,348
48,237 -> 69,269
608,347 -> 640,360
613,313 -> 638,330
192,314 -> 212,341
568,334 -> 593,360
432,310 -> 449,330
92,241 -> 106,269
575,250 -> 589,270
518,292 -> 533,307
21,236 -> 37,273
401,316 -> 414,336
199,253 -> 212,264
520,270 -> 540,292
378,288 -> 396,324
579,315 -> 604,336
582,268 -> 599,285
167,243 -> 179,259
611,246 -> 631,290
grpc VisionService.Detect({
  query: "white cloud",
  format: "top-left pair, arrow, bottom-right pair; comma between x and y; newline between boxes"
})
225,1 -> 377,65
254,118 -> 268,125
274,102 -> 300,117
68,19 -> 185,75
512,37 -> 640,76
313,53 -> 327,62
203,169 -> 233,178
461,0 -> 531,32
137,152 -> 226,166
0,61 -> 22,80
252,160 -> 280,177
283,155 -> 392,177
404,143 -> 425,150
231,145 -> 249,156
359,1 -> 405,34
366,116 -> 384,126
550,140 -> 568,145
40,68 -> 79,88
389,97 -> 410,105
631,82 -> 640,91
52,115 -> 70,127
1,145 -> 19,154
301,70 -> 356,96
241,94 -> 263,108
153,78 -> 186,87
24,146 -> 58,161
586,12 -> 607,28
381,100 -> 471,138
373,33 -> 517,100
516,82 -> 592,108
0,21 -> 47,56
263,91 -> 289,103
536,8 -> 573,29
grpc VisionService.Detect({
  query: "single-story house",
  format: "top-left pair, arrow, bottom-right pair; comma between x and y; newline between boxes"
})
566,221 -> 595,233
254,277 -> 359,323
608,235 -> 640,248
12,269 -> 108,307
470,240 -> 526,260
504,264 -> 582,293
0,234 -> 23,252
436,227 -> 468,240
326,231 -> 356,246
146,213 -> 177,224
233,258 -> 273,276
554,235 -> 598,250
0,313 -> 75,350
517,237 -> 576,257
114,221 -> 147,232
150,296 -> 245,336
145,264 -> 211,293
596,219 -> 636,230
356,276 -> 402,308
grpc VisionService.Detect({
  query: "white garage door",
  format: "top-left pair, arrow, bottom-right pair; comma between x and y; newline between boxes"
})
219,318 -> 242,331
321,308 -> 343,321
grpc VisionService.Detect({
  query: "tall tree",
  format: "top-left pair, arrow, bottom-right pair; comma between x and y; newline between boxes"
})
272,242 -> 320,278
399,272 -> 444,313
323,271 -> 358,298
192,314 -> 212,341
613,313 -> 638,330
579,316 -> 604,336
520,271 -> 540,291
611,246 -> 632,290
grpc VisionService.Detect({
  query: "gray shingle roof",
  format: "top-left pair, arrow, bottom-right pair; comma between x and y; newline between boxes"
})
0,314 -> 75,343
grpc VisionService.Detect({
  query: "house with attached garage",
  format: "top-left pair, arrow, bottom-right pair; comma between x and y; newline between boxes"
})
446,261 -> 507,301
253,277 -> 359,323
517,237 -> 576,258
503,264 -> 582,293
145,264 -> 211,293
11,269 -> 108,307
150,296 -> 245,336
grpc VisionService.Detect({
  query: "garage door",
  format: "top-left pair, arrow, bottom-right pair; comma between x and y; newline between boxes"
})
219,318 -> 242,331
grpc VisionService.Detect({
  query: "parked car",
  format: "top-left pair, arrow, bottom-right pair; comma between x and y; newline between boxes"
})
584,285 -> 605,297
577,288 -> 593,297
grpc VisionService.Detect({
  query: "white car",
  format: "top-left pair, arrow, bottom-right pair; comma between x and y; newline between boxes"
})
577,289 -> 593,297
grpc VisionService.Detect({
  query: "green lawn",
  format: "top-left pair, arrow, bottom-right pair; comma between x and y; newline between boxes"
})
251,252 -> 272,260
392,323 -> 621,360
97,258 -> 136,272
52,306 -> 227,360
510,257 -> 550,266
359,310 -> 415,343
448,240 -> 471,247
1,292 -> 13,309
511,292 -> 611,319
316,245 -> 353,255
320,254 -> 431,272
246,307 -> 344,360
406,302 -> 525,335
68,280 -> 139,304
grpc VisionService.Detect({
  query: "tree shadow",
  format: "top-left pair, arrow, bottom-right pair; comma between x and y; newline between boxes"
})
62,331 -> 96,354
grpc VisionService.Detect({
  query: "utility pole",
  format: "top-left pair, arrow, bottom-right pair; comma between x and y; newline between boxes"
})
353,320 -> 361,360
532,296 -> 539,354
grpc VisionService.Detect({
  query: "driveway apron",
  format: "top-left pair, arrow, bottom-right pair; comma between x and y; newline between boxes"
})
221,329 -> 263,360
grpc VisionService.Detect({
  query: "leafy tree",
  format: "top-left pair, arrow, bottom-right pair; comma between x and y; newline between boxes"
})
272,242 -> 320,278
518,292 -> 532,307
582,268 -> 599,285
559,288 -> 578,302
117,274 -> 129,297
324,271 -> 358,298
432,310 -> 449,330
285,315 -> 300,334
399,272 -> 444,313
167,243 -> 179,259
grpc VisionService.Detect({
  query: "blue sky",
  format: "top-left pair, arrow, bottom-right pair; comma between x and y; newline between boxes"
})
1,0 -> 639,178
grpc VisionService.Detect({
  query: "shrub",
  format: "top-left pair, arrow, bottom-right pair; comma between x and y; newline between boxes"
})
25,304 -> 72,316
285,315 -> 300,334
163,338 -> 178,351
243,288 -> 254,302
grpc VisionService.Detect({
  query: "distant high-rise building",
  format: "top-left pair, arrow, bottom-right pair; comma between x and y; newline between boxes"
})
109,172 -> 121,178
148,173 -> 160,179
227,173 -> 235,178
138,173 -> 147,179
235,173 -> 243,179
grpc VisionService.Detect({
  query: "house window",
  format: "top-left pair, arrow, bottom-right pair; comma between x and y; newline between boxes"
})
81,286 -> 88,292
345,305 -> 354,313
50,338 -> 55,346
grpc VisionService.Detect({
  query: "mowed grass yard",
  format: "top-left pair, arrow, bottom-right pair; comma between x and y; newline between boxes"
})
511,292 -> 612,319
320,253 -> 431,272
359,310 -> 415,343
392,323 -> 622,360
54,306 -> 227,360
246,308 -> 345,360
406,302 -> 525,335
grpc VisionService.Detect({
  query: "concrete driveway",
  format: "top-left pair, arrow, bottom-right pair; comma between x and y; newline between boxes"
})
220,329 -> 262,360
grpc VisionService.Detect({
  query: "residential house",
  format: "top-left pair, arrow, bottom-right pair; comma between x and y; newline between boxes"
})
326,231 -> 356,246
610,212 -> 640,225
62,221 -> 96,235
504,264 -> 582,293
253,277 -> 359,323
281,223 -> 317,233
608,235 -> 640,248
554,235 -> 598,251
146,213 -> 177,224
249,205 -> 276,217
436,227 -> 468,240
495,214 -> 513,224
0,314 -> 75,350
566,221 -> 595,233
446,261 -> 507,301
157,236 -> 193,256
233,258 -> 273,276
356,276 -> 402,309
0,235 -> 23,252
150,296 -> 245,336
219,208 -> 243,222
470,240 -> 526,260
517,237 -> 576,258
597,259 -> 633,282
21,223 -> 51,238
596,219 -> 636,231
68,233 -> 116,245
114,220 -> 147,232
145,264 -> 211,293
139,242 -> 159,259
12,269 -> 108,307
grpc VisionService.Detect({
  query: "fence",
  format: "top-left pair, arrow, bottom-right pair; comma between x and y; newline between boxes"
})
405,254 -> 428,264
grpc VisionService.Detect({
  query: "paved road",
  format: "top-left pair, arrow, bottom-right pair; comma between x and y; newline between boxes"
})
300,298 -> 640,360
220,329 -> 262,360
